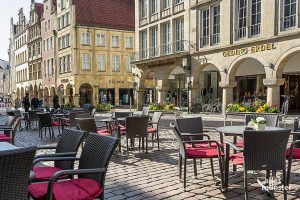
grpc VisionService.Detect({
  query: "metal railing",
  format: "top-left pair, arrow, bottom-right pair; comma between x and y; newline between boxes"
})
235,27 -> 247,40
131,40 -> 191,62
249,24 -> 261,37
282,15 -> 296,30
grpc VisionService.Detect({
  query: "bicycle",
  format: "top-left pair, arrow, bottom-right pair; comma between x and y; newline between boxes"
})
190,102 -> 202,113
202,98 -> 222,114
281,95 -> 293,119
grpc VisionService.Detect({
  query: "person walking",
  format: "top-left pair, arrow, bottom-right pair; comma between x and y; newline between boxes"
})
22,93 -> 30,112
31,95 -> 40,109
53,93 -> 60,109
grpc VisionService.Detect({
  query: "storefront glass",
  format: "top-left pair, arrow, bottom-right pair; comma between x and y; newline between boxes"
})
99,89 -> 115,105
144,89 -> 155,104
280,74 -> 300,110
119,89 -> 134,105
79,84 -> 93,106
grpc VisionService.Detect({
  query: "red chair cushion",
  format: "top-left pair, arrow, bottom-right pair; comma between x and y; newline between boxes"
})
32,166 -> 63,181
96,130 -> 111,136
235,139 -> 244,148
286,148 -> 300,159
52,121 -> 61,126
28,178 -> 103,200
185,142 -> 223,149
230,153 -> 244,165
0,134 -> 12,142
147,127 -> 157,133
186,147 -> 224,158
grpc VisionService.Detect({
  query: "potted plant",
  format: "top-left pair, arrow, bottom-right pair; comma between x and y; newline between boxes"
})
96,103 -> 114,111
251,117 -> 267,131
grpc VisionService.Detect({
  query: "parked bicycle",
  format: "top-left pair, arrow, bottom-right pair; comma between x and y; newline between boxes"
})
281,95 -> 293,119
202,98 -> 222,113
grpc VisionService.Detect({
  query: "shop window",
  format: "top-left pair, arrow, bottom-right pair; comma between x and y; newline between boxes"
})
119,89 -> 134,105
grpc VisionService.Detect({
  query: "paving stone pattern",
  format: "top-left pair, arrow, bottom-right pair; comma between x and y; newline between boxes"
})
7,114 -> 300,200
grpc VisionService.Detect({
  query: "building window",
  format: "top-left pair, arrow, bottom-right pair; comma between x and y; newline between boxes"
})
44,61 -> 47,78
151,0 -> 158,14
161,22 -> 171,55
125,36 -> 133,48
162,0 -> 170,10
282,0 -> 297,30
61,0 -> 65,10
250,0 -> 261,36
57,17 -> 61,30
51,58 -> 54,76
140,30 -> 148,59
112,55 -> 120,72
62,36 -> 66,48
236,0 -> 247,39
212,5 -> 220,44
66,34 -> 70,47
48,19 -> 51,31
81,32 -> 90,45
97,54 -> 106,71
66,12 -> 70,25
67,55 -> 71,72
174,18 -> 184,51
47,38 -> 50,51
200,8 -> 210,47
96,34 -> 105,46
150,26 -> 158,57
125,55 -> 132,72
44,21 -> 47,32
82,54 -> 91,70
112,35 -> 119,47
140,0 -> 148,19
174,0 -> 183,5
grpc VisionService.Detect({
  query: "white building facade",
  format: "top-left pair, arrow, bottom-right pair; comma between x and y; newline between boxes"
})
133,0 -> 300,112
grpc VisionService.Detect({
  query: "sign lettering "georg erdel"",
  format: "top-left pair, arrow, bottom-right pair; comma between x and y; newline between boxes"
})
223,43 -> 277,57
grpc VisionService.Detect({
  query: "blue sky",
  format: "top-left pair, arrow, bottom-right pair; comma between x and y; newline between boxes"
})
0,0 -> 42,61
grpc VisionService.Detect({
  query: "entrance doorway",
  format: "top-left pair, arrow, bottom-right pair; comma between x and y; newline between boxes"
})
119,89 -> 134,105
79,83 -> 93,106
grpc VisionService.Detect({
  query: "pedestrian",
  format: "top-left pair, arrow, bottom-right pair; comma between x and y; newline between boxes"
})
31,95 -> 40,109
22,93 -> 30,112
53,93 -> 60,109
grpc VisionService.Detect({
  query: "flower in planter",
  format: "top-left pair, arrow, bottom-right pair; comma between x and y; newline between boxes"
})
252,117 -> 267,124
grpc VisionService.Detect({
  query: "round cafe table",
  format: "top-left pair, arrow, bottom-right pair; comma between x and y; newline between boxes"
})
216,125 -> 286,145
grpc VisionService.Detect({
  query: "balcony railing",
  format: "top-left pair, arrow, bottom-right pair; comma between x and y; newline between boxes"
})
173,1 -> 184,13
190,0 -> 210,8
235,27 -> 247,40
161,7 -> 171,18
249,24 -> 261,37
131,40 -> 191,62
282,15 -> 296,30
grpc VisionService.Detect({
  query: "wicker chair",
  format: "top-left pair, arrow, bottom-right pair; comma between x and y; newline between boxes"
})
123,116 -> 149,154
76,118 -> 110,136
147,112 -> 163,149
225,129 -> 291,199
28,133 -> 119,200
286,117 -> 300,186
171,120 -> 224,190
31,128 -> 86,182
114,112 -> 133,118
27,110 -> 40,129
37,112 -> 61,139
0,117 -> 21,144
0,146 -> 36,200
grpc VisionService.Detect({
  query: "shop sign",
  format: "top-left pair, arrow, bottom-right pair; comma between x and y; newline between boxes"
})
223,43 -> 277,57
61,79 -> 69,83
109,80 -> 125,84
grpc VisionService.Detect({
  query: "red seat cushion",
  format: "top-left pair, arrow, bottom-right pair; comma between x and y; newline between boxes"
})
96,130 -> 111,136
286,148 -> 300,159
52,121 -> 61,126
186,147 -> 224,158
0,134 -> 12,142
235,139 -> 244,148
185,142 -> 223,149
147,127 -> 157,133
32,166 -> 63,181
230,153 -> 244,165
28,178 -> 103,200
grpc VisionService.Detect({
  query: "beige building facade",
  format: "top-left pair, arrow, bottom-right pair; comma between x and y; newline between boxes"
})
41,0 -> 57,107
134,0 -> 300,112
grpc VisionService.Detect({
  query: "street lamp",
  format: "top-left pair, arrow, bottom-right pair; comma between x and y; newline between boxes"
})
187,81 -> 192,113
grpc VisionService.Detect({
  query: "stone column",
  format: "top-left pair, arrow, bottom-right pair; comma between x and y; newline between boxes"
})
263,78 -> 285,107
219,81 -> 237,114
94,87 -> 99,105
65,95 -> 70,104
136,88 -> 145,110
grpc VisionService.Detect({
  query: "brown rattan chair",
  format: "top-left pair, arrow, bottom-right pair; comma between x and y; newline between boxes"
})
76,118 -> 110,136
123,116 -> 149,154
171,121 -> 224,190
147,111 -> 163,149
0,146 -> 36,200
37,112 -> 61,139
28,133 -> 119,200
31,128 -> 86,182
225,129 -> 291,200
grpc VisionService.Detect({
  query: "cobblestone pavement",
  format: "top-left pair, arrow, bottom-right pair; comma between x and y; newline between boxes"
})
7,114 -> 300,200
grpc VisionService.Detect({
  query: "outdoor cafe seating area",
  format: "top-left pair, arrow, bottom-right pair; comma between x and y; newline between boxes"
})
0,106 -> 300,199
